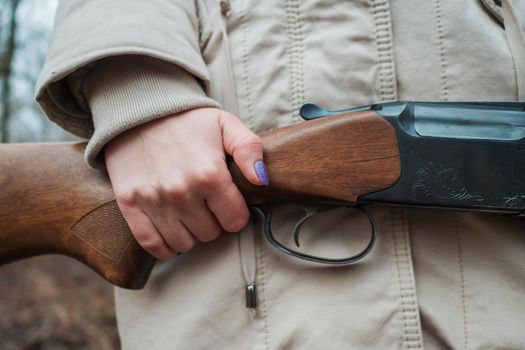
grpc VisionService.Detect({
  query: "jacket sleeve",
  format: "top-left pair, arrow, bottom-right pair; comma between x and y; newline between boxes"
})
80,55 -> 219,167
35,0 -> 218,167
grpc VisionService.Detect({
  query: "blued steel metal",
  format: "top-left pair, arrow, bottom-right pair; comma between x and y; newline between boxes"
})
301,101 -> 525,214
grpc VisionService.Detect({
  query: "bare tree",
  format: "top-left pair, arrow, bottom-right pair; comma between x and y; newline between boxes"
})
0,0 -> 21,143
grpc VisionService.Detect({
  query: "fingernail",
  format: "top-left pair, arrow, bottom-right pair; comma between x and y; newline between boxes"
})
255,160 -> 270,186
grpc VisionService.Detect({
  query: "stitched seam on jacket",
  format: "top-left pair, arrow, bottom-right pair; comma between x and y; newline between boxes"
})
454,214 -> 469,349
434,0 -> 450,100
371,0 -> 398,101
391,208 -> 423,349
257,230 -> 271,350
284,0 -> 305,123
237,2 -> 255,129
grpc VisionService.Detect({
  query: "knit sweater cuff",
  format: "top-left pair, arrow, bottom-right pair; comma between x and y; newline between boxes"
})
82,55 -> 220,168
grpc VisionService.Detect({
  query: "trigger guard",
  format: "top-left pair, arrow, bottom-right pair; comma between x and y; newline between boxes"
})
250,204 -> 377,266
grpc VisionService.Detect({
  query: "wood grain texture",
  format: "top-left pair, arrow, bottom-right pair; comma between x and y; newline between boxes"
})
0,110 -> 400,288
0,143 -> 155,289
230,110 -> 401,204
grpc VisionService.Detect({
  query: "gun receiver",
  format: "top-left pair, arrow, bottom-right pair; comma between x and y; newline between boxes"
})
301,101 -> 525,214
0,101 -> 523,288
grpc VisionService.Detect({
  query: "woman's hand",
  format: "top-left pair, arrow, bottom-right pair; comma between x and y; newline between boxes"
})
104,108 -> 266,260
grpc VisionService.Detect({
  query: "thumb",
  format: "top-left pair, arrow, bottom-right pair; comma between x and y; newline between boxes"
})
219,111 -> 268,186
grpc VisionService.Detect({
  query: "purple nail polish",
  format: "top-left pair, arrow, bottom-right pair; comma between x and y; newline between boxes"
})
255,160 -> 270,186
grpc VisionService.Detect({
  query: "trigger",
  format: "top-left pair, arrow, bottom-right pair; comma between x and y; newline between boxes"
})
292,205 -> 334,247
292,210 -> 318,247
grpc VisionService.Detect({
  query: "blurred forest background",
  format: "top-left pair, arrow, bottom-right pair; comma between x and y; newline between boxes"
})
1,0 -> 119,349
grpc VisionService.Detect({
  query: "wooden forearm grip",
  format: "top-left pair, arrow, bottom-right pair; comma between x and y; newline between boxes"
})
0,110 -> 399,289
231,110 -> 400,204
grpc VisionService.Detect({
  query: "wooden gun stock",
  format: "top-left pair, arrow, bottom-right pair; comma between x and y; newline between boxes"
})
0,143 -> 156,289
0,110 -> 400,289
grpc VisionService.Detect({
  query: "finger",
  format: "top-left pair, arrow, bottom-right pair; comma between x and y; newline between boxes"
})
176,201 -> 223,242
143,206 -> 198,253
207,181 -> 250,232
219,111 -> 268,186
119,205 -> 176,260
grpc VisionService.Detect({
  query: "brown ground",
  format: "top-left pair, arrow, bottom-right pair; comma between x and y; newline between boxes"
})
0,255 -> 119,350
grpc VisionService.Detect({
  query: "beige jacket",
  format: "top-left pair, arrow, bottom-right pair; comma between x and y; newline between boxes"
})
37,0 -> 525,349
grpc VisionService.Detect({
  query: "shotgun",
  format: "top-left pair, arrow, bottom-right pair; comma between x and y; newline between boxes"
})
1,101 -> 524,289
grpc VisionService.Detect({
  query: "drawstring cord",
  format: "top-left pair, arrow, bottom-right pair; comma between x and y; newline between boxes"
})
212,0 -> 260,314
240,222 -> 259,316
